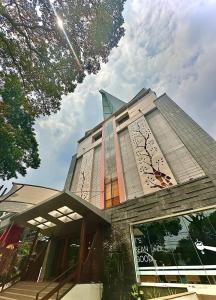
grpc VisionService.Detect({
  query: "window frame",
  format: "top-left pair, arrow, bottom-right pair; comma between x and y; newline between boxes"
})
130,204 -> 216,288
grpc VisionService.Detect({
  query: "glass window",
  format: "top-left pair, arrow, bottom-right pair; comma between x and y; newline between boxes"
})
132,208 -> 216,285
104,119 -> 120,208
105,178 -> 120,208
116,112 -> 129,126
92,131 -> 102,142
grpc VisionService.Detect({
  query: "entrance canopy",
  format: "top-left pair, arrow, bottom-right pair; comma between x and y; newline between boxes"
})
11,187 -> 110,237
0,183 -> 61,213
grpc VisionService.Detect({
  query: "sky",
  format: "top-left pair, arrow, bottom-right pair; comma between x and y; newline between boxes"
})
1,0 -> 216,193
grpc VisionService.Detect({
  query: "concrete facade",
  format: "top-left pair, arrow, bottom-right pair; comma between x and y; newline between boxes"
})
67,89 -> 207,210
155,94 -> 216,183
64,88 -> 216,299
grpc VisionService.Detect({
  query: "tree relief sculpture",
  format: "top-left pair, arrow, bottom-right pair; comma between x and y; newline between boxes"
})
77,149 -> 94,200
128,117 -> 176,193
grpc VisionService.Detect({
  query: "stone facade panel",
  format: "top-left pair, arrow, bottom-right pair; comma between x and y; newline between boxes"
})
76,148 -> 94,200
128,116 -> 177,194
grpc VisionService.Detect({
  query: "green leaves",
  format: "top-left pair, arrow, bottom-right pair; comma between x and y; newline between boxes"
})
0,75 -> 40,180
0,0 -> 126,116
0,0 -> 125,180
130,284 -> 145,300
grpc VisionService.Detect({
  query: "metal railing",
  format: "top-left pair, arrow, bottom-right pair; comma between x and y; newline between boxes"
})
0,245 -> 22,292
36,264 -> 76,300
0,272 -> 21,292
0,229 -> 39,292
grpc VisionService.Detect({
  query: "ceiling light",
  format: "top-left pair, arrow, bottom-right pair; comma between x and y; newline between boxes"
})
68,212 -> 82,220
48,210 -> 62,218
57,206 -> 73,214
34,216 -> 47,223
58,216 -> 72,223
27,219 -> 39,226
44,221 -> 56,228
37,224 -> 48,230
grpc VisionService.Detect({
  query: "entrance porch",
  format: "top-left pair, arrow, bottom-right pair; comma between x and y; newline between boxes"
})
0,188 -> 110,299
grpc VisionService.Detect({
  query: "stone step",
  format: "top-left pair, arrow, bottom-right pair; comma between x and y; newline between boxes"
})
0,292 -> 56,300
1,292 -> 36,299
0,281 -> 73,300
8,286 -> 71,297
0,297 -> 56,300
15,282 -> 57,288
12,285 -> 58,292
15,281 -> 71,288
0,296 -> 19,300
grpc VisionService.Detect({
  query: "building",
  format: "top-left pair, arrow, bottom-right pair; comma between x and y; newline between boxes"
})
1,88 -> 216,299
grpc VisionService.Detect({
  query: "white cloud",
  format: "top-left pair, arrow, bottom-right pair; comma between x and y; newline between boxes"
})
1,0 -> 216,192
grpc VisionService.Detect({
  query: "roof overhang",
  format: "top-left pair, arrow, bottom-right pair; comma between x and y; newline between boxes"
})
0,183 -> 61,213
12,190 -> 110,238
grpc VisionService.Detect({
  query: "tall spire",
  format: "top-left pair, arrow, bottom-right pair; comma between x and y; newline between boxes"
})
99,90 -> 126,120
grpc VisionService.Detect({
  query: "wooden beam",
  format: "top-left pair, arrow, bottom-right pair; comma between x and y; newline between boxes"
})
22,229 -> 39,280
76,219 -> 88,282
61,237 -> 69,271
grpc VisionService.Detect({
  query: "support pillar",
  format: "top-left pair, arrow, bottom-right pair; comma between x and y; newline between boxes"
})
76,219 -> 88,282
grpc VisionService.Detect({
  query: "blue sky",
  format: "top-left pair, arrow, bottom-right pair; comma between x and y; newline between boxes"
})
2,0 -> 216,192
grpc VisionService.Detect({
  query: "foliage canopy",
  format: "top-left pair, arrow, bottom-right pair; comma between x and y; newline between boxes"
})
0,0 -> 125,179
0,75 -> 40,180
0,0 -> 125,115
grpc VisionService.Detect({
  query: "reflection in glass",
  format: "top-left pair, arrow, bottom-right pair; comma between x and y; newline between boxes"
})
104,119 -> 120,208
132,208 -> 216,285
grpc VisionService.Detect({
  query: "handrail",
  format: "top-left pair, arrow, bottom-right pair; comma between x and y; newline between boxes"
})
56,282 -> 75,300
39,277 -> 75,300
0,272 -> 21,292
36,264 -> 75,300
0,229 -> 39,292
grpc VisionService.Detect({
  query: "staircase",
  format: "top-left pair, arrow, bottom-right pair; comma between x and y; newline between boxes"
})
0,281 -> 72,300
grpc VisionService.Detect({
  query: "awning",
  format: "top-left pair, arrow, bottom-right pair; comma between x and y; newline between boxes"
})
0,183 -> 61,213
12,189 -> 110,238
